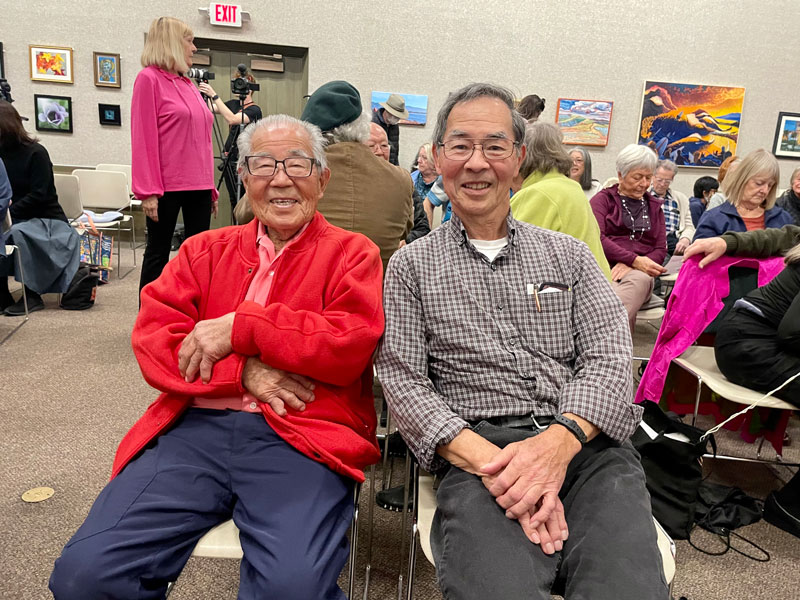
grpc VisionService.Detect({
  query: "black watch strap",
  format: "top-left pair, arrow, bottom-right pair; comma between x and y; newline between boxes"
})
551,415 -> 587,445
211,94 -> 219,101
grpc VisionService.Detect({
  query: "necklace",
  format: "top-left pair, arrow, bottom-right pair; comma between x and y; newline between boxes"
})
620,195 -> 651,241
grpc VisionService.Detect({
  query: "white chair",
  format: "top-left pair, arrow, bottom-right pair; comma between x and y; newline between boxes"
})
54,173 -> 82,223
72,169 -> 137,278
673,345 -> 799,464
95,164 -> 144,249
1,211 -> 29,344
406,462 -> 677,599
165,484 -> 362,598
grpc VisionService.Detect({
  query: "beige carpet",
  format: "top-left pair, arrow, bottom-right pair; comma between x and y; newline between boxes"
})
1,247 -> 797,599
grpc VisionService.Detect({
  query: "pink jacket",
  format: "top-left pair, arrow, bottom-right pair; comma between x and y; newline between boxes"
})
131,66 -> 218,201
635,254 -> 786,404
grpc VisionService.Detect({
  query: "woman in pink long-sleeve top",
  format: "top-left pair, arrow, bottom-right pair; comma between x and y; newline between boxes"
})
132,16 -> 218,293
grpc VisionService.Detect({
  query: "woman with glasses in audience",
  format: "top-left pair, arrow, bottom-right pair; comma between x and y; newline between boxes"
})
132,16 -> 217,294
694,149 -> 793,240
590,144 -> 666,334
568,147 -> 601,200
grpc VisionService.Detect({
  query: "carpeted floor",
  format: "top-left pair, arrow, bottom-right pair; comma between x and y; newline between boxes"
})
1,246 -> 797,599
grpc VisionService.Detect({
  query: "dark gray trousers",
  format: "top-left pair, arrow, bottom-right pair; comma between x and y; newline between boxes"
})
431,422 -> 668,600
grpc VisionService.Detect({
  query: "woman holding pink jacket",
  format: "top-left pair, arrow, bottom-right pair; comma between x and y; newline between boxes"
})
132,16 -> 217,293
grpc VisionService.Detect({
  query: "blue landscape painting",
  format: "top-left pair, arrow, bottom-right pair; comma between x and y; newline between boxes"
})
371,91 -> 428,126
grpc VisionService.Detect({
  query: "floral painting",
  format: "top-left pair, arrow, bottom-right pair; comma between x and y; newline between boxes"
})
555,98 -> 614,146
29,45 -> 74,83
34,95 -> 73,133
637,81 -> 745,168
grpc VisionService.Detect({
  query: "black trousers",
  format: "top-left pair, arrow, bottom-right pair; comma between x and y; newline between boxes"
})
715,307 -> 800,407
138,189 -> 212,293
222,158 -> 246,215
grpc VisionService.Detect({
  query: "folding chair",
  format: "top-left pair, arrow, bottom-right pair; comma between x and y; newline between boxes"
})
405,461 -> 677,599
165,484 -> 362,598
673,345 -> 799,465
54,173 -> 82,223
71,169 -> 137,278
95,164 -> 142,247
1,211 -> 29,344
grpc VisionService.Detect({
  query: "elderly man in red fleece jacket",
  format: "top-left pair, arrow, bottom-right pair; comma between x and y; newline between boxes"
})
50,115 -> 384,600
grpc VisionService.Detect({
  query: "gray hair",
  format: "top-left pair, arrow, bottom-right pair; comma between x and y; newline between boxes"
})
616,144 -> 658,177
786,242 -> 800,265
237,114 -> 328,174
432,83 -> 527,147
656,159 -> 678,175
518,122 -> 572,179
569,147 -> 595,191
326,112 -> 371,144
722,148 -> 780,210
790,166 -> 800,185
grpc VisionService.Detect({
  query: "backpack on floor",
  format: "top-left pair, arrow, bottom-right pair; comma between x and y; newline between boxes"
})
60,266 -> 100,310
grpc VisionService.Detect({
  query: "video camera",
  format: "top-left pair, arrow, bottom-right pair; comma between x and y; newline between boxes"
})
231,63 -> 260,96
0,78 -> 14,103
186,68 -> 214,82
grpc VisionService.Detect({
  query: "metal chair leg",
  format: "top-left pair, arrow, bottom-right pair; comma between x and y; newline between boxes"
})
348,483 -> 360,599
691,375 -> 703,427
405,461 -> 421,600
362,464 -> 376,600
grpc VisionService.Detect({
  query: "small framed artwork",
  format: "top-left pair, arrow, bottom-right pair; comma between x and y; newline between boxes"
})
555,98 -> 614,146
93,52 -> 120,88
772,112 -> 800,160
0,42 -> 5,79
370,91 -> 428,126
29,45 -> 74,83
98,103 -> 122,126
34,94 -> 73,133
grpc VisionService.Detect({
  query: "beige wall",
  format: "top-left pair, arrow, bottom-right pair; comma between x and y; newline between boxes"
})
4,0 -> 799,195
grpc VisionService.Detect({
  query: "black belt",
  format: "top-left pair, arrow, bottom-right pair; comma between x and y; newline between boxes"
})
470,413 -> 557,430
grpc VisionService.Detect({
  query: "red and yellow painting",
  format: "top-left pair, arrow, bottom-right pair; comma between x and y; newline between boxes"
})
637,81 -> 744,168
29,45 -> 74,83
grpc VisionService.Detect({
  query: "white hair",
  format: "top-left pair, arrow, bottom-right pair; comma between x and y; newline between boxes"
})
616,144 -> 658,177
237,114 -> 328,173
327,112 -> 371,144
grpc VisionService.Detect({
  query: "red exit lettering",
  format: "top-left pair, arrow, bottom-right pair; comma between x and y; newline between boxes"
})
210,3 -> 242,26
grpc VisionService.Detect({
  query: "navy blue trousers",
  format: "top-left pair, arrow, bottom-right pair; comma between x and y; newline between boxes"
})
49,409 -> 354,599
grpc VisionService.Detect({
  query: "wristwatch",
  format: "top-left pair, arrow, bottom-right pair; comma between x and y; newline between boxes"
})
550,415 -> 587,446
211,94 -> 219,101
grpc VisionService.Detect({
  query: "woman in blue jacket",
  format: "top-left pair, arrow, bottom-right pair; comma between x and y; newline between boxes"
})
694,149 -> 793,240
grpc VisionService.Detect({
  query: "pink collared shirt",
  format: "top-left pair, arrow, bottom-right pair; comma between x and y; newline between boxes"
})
192,221 -> 310,412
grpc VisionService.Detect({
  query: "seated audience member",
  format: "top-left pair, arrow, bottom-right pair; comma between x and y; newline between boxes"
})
0,101 -> 79,315
411,143 -> 438,199
377,83 -> 667,600
568,147 -> 601,200
590,144 -> 666,334
516,93 -> 546,123
707,155 -> 740,210
510,122 -> 610,279
372,93 -> 407,165
49,115 -> 384,600
301,81 -> 413,271
776,166 -> 800,224
689,175 -> 719,226
424,175 -> 452,226
369,125 -> 430,245
694,149 -> 793,240
685,227 -> 800,539
650,159 -> 694,256
0,160 -> 10,255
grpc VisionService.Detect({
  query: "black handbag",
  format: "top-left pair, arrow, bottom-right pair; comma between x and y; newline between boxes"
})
631,401 -> 716,539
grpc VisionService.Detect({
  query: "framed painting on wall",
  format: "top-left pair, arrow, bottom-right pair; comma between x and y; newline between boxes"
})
637,81 -> 744,168
29,45 -> 74,83
555,98 -> 613,146
0,42 -> 5,79
93,52 -> 120,88
98,103 -> 122,126
34,94 -> 73,133
370,91 -> 428,126
772,112 -> 800,160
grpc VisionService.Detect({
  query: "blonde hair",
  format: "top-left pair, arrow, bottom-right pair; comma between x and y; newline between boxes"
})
722,149 -> 780,210
786,242 -> 800,265
141,17 -> 193,73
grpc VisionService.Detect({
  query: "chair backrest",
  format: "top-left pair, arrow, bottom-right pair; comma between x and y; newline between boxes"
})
96,164 -> 132,195
54,173 -> 83,220
72,169 -> 130,211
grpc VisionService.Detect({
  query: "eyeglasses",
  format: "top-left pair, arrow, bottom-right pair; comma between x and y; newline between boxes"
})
244,155 -> 318,178
653,177 -> 673,185
438,138 -> 518,161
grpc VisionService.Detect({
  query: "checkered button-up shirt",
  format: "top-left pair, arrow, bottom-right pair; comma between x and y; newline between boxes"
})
656,189 -> 681,235
376,212 -> 642,471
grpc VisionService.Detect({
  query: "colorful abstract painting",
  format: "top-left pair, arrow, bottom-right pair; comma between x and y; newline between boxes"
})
371,91 -> 427,126
772,112 -> 800,160
29,45 -> 73,83
556,98 -> 613,146
638,81 -> 744,168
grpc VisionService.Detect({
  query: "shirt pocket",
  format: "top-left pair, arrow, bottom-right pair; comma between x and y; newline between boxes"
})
523,290 -> 574,361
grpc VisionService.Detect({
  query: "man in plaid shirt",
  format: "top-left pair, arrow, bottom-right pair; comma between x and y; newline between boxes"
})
376,83 -> 667,599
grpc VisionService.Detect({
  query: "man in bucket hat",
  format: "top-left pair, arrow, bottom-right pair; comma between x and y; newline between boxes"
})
372,92 -> 408,165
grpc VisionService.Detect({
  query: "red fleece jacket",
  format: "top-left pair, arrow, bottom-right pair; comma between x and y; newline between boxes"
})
113,213 -> 384,482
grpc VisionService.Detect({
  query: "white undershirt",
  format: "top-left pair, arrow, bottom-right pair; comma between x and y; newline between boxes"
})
470,237 -> 508,262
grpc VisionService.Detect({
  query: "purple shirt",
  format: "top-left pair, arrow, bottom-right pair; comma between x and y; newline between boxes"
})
590,184 -> 667,267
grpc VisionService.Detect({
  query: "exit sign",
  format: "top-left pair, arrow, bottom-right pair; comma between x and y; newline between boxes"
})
209,3 -> 242,27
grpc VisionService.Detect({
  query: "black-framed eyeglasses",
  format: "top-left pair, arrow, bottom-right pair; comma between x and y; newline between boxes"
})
244,155 -> 319,178
438,138 -> 519,161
